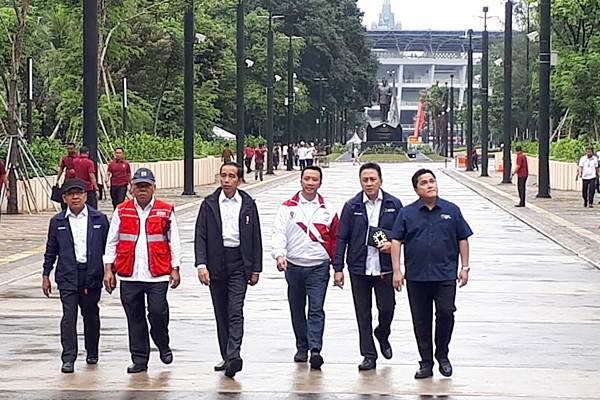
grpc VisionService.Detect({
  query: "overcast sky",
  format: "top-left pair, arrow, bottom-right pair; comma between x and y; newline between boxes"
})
357,0 -> 507,31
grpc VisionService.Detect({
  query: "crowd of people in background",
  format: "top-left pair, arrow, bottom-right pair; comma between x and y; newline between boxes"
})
231,141 -> 329,181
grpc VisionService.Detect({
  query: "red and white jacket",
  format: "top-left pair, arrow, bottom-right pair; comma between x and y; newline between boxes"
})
271,192 -> 339,267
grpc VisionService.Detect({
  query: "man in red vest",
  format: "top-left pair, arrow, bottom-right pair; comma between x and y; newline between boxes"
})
103,167 -> 182,373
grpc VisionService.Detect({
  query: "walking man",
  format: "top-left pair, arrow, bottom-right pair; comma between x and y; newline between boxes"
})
42,179 -> 109,373
73,147 -> 99,209
577,146 -> 599,208
391,169 -> 472,379
334,163 -> 402,370
55,143 -> 78,210
512,146 -> 529,207
105,147 -> 131,209
244,145 -> 255,174
471,148 -> 479,171
0,158 -> 8,198
222,143 -> 234,163
103,168 -> 182,373
195,162 -> 262,378
254,143 -> 267,181
271,166 -> 339,370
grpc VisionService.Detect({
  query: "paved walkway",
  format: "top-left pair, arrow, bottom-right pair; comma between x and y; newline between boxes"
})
0,162 -> 599,398
446,166 -> 600,268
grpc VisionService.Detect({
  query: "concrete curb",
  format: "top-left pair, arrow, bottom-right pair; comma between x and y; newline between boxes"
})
443,169 -> 600,270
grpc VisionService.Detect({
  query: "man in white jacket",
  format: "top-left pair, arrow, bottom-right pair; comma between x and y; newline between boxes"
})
272,166 -> 339,370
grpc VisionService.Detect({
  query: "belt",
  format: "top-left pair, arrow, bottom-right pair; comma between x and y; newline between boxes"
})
76,262 -> 87,270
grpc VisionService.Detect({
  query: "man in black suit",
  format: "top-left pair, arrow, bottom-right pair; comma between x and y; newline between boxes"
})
195,162 -> 263,378
42,179 -> 109,373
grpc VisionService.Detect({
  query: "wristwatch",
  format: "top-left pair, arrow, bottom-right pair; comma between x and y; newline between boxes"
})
461,266 -> 470,272
173,266 -> 180,271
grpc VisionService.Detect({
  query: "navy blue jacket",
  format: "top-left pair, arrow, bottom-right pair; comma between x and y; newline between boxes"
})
42,206 -> 110,292
334,190 -> 403,275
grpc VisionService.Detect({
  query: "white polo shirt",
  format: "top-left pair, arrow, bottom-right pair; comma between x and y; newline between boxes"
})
579,155 -> 598,180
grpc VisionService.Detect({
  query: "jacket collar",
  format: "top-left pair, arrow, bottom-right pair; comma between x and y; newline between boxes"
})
287,191 -> 325,207
350,190 -> 393,206
57,205 -> 101,220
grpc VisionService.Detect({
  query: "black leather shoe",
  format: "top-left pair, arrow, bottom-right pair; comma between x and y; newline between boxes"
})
438,359 -> 453,377
309,351 -> 324,370
86,356 -> 98,365
214,360 -> 227,371
225,358 -> 243,378
127,364 -> 148,374
294,350 -> 308,363
414,364 -> 433,379
61,361 -> 74,373
160,350 -> 173,365
375,331 -> 393,360
358,358 -> 376,371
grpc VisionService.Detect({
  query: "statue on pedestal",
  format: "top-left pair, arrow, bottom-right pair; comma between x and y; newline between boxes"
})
378,79 -> 393,122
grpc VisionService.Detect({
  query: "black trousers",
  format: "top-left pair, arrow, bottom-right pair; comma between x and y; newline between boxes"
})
299,160 -> 306,170
120,281 -> 170,366
209,248 -> 248,362
110,185 -> 128,209
350,273 -> 395,360
517,176 -> 527,206
582,178 -> 596,206
85,190 -> 97,209
59,266 -> 101,363
244,158 -> 253,173
406,280 -> 457,366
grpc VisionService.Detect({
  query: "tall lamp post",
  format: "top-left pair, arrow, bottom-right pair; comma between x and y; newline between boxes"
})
537,0 -> 551,197
502,0 -> 513,183
83,0 -> 98,165
236,0 -> 246,179
26,57 -> 33,143
314,77 -> 327,142
122,77 -> 129,134
183,0 -> 195,194
444,82 -> 449,157
449,74 -> 454,158
466,29 -> 474,171
481,6 -> 490,177
264,3 -> 283,175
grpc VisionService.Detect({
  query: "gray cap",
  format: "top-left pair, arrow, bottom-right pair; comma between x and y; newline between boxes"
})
62,179 -> 86,194
132,168 -> 155,185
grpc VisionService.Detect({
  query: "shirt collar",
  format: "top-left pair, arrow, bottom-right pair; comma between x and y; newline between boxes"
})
299,193 -> 318,205
219,190 -> 241,204
417,198 -> 440,211
66,205 -> 88,218
135,197 -> 155,211
363,190 -> 383,204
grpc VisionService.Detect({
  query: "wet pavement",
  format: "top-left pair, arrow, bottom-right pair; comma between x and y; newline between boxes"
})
1,162 -> 599,399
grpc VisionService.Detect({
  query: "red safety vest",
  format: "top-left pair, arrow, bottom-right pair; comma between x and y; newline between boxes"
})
115,199 -> 174,277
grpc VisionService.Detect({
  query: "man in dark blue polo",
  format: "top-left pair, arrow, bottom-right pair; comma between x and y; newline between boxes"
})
391,169 -> 472,379
334,163 -> 402,371
42,179 -> 110,373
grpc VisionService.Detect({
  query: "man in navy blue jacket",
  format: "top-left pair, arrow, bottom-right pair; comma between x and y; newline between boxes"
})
333,163 -> 402,371
42,179 -> 109,373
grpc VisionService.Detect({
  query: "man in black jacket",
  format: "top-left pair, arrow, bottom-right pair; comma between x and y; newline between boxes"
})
195,162 -> 262,378
333,163 -> 402,371
41,179 -> 110,373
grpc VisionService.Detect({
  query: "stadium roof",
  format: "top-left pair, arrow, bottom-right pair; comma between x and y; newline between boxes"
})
367,30 -> 505,53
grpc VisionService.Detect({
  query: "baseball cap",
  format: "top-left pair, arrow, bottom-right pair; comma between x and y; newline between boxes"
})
132,168 -> 156,185
62,179 -> 86,194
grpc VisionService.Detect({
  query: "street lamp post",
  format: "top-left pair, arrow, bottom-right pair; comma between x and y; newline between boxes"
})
122,77 -> 128,134
183,0 -> 195,195
444,82 -> 449,157
449,74 -> 454,158
236,0 -> 246,180
537,0 -> 551,198
466,29 -> 474,171
265,5 -> 283,175
83,0 -> 98,165
286,31 -> 294,144
26,57 -> 33,143
313,77 -> 327,142
481,6 -> 490,177
502,0 -> 513,183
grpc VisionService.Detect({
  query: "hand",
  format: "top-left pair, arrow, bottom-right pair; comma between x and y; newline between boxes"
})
248,273 -> 260,286
378,242 -> 392,254
333,271 -> 344,289
392,271 -> 404,292
458,269 -> 469,288
42,276 -> 51,297
103,268 -> 116,294
276,256 -> 288,272
197,267 -> 210,286
170,269 -> 181,289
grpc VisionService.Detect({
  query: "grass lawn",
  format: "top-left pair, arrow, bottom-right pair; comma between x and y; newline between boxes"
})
360,153 -> 409,162
427,153 -> 447,161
